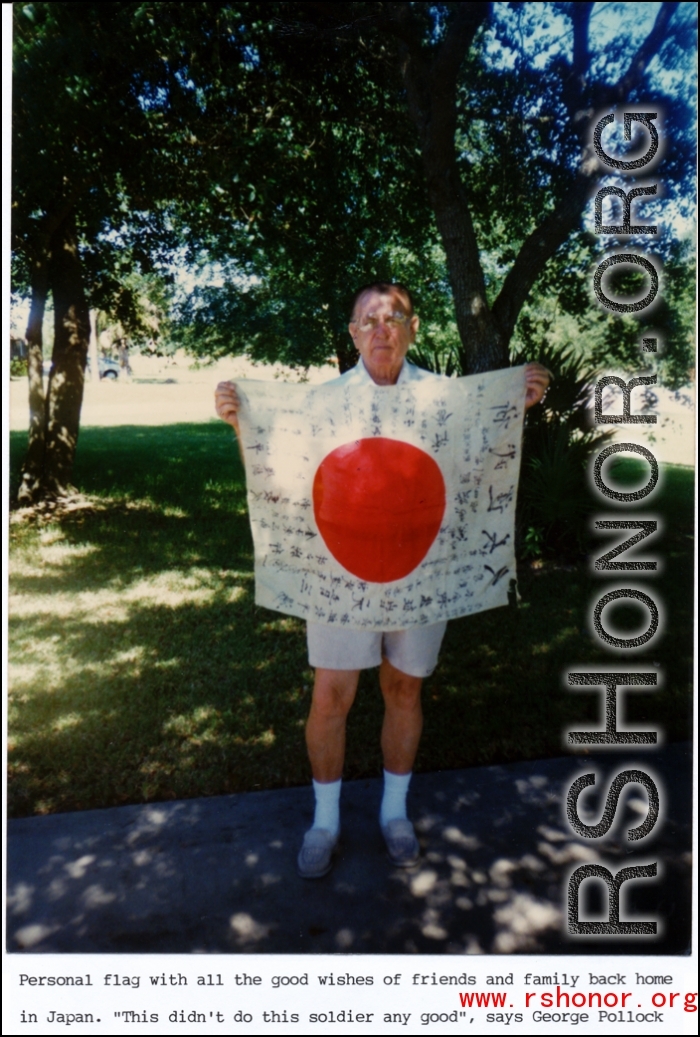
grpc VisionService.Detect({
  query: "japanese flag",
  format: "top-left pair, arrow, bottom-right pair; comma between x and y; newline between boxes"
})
236,366 -> 526,629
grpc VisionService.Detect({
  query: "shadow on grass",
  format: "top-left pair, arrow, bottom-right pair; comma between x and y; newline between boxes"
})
8,427 -> 695,819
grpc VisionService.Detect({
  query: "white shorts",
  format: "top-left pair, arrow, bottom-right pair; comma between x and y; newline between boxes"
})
306,621 -> 448,679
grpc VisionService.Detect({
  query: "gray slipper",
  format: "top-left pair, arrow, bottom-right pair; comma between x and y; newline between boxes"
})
382,818 -> 420,867
297,828 -> 339,879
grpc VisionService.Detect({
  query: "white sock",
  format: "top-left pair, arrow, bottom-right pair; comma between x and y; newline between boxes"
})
312,778 -> 341,836
380,770 -> 411,827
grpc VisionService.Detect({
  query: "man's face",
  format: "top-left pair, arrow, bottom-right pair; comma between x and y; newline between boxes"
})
348,288 -> 419,386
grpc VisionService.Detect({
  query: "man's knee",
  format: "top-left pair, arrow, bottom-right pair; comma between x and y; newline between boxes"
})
309,668 -> 359,720
380,660 -> 423,711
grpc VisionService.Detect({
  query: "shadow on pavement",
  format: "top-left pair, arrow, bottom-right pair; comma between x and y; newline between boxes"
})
7,744 -> 691,955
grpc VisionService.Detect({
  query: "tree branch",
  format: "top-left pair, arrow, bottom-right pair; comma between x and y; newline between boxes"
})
570,1 -> 593,82
594,1 -> 680,107
376,3 -> 425,62
491,172 -> 592,343
431,2 -> 490,85
492,1 -> 680,345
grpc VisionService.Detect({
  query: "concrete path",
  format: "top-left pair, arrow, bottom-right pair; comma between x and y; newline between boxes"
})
7,744 -> 691,956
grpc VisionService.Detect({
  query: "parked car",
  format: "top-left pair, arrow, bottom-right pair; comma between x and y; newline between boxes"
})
92,356 -> 120,380
43,356 -> 120,379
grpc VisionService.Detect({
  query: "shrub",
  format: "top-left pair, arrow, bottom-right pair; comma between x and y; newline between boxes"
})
407,340 -> 460,377
515,345 -> 611,561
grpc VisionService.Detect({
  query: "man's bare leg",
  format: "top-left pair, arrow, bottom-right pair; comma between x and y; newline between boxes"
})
305,667 -> 360,782
298,668 -> 360,877
378,658 -> 423,865
379,658 -> 423,774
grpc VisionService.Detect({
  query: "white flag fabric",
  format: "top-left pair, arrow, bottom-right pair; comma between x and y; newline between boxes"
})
236,365 -> 526,629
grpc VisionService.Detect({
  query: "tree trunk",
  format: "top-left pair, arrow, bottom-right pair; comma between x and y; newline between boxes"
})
395,4 -> 677,375
16,257 -> 50,506
395,4 -> 509,374
43,215 -> 91,498
88,309 -> 100,381
335,332 -> 357,374
420,134 -> 509,373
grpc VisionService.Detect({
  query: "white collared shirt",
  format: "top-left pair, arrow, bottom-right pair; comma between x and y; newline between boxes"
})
327,358 -> 446,387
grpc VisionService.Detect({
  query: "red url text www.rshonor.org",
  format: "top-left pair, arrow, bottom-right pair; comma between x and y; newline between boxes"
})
459,989 -> 697,1009
448,988 -> 699,1024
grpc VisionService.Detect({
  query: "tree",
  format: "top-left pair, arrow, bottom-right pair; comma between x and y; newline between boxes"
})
169,2 -> 694,376
13,3 -> 695,504
159,2 -> 440,372
12,3 -> 191,502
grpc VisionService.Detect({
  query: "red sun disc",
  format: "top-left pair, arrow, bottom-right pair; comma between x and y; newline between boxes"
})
312,437 -> 446,583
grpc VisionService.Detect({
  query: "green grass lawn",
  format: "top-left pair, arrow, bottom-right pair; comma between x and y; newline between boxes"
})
8,426 -> 695,817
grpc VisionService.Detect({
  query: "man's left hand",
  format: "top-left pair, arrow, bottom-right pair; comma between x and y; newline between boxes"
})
524,362 -> 552,410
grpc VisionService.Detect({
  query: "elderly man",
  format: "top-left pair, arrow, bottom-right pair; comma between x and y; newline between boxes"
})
215,282 -> 550,878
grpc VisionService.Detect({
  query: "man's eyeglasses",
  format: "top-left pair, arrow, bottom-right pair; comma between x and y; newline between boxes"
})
352,311 -> 411,332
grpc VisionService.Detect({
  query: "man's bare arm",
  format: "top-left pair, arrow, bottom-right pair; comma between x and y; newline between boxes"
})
215,380 -> 245,463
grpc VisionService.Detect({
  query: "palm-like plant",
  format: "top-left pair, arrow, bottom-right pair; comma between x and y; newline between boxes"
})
516,345 -> 612,560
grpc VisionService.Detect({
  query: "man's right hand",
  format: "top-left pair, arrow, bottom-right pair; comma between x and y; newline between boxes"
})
215,380 -> 241,433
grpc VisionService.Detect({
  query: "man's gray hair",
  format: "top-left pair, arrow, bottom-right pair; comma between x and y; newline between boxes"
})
350,282 -> 415,320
